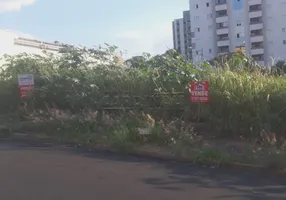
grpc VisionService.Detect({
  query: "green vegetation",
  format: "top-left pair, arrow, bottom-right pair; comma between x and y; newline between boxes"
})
0,45 -> 286,171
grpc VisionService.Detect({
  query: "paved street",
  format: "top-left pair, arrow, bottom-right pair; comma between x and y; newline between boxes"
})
0,141 -> 285,200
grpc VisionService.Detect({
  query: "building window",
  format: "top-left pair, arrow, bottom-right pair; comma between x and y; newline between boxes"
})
237,33 -> 244,38
196,4 -> 199,9
283,28 -> 286,32
283,40 -> 286,45
197,28 -> 200,32
237,22 -> 242,26
209,49 -> 212,53
206,2 -> 210,7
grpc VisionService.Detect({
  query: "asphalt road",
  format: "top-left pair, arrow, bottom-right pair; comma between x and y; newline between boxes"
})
0,142 -> 285,200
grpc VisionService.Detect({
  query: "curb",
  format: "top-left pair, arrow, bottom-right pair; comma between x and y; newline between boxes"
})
1,133 -> 285,178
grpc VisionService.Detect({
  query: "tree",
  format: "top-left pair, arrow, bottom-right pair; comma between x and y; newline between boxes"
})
124,56 -> 147,68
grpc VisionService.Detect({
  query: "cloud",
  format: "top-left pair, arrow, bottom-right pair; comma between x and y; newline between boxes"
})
115,24 -> 173,57
0,0 -> 36,13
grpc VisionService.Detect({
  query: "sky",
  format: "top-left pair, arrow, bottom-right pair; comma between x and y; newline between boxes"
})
0,0 -> 189,57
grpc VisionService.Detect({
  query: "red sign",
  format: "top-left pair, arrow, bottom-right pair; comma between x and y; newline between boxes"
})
19,85 -> 34,98
190,81 -> 209,103
18,74 -> 34,99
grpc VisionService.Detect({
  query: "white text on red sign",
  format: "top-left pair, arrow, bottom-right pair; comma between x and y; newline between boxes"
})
191,91 -> 208,96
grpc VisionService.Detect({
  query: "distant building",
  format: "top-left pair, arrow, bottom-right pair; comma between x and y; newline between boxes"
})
0,29 -> 61,57
172,10 -> 192,60
172,0 -> 286,65
0,29 -> 124,67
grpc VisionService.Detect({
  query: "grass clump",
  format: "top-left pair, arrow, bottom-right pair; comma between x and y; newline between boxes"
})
106,124 -> 137,151
195,148 -> 232,165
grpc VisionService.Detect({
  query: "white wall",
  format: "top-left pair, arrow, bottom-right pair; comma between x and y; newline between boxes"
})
190,0 -> 216,63
263,0 -> 286,65
0,30 -> 58,57
173,18 -> 186,56
227,0 -> 249,52
0,29 -> 60,67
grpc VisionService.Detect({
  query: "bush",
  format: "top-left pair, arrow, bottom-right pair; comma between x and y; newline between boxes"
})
107,124 -> 137,150
1,46 -> 286,140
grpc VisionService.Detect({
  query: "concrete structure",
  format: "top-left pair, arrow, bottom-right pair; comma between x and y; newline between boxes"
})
0,29 -> 124,68
0,29 -> 61,57
173,0 -> 286,65
172,10 -> 192,60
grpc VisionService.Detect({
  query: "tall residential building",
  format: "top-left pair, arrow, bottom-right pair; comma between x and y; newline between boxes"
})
173,0 -> 286,65
172,10 -> 192,59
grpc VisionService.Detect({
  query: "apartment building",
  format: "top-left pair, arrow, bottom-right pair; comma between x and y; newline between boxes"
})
172,10 -> 192,59
174,0 -> 286,65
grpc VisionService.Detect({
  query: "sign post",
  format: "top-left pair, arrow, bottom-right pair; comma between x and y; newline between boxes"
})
190,81 -> 209,103
190,81 -> 209,122
18,74 -> 34,99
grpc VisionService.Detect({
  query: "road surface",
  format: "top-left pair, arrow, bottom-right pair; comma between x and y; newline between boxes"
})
0,141 -> 285,200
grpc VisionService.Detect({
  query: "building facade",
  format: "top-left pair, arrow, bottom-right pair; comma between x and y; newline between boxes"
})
0,29 -> 124,68
172,10 -> 192,60
173,0 -> 286,65
0,29 -> 61,57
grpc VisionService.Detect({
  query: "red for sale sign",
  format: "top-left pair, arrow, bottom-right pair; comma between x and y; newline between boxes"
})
19,85 -> 34,98
18,74 -> 34,98
190,81 -> 209,103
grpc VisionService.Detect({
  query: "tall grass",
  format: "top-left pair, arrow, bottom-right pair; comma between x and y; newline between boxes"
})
207,70 -> 286,137
0,46 -> 286,139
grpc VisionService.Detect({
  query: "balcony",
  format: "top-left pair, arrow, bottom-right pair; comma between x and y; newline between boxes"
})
250,30 -> 263,42
252,54 -> 264,62
252,54 -> 265,65
250,17 -> 263,25
216,10 -> 227,17
251,43 -> 264,55
217,27 -> 229,35
251,35 -> 264,42
216,15 -> 228,23
249,0 -> 262,6
250,23 -> 263,30
215,2 -> 227,11
217,46 -> 229,55
251,48 -> 264,55
249,10 -> 263,18
217,39 -> 230,47
216,22 -> 228,32
215,0 -> 227,4
249,4 -> 262,12
217,33 -> 228,39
